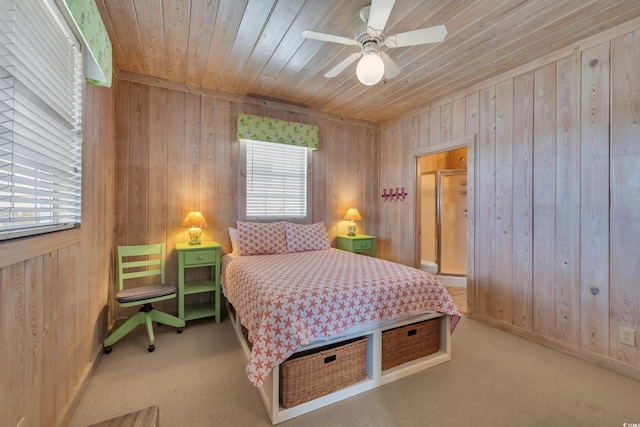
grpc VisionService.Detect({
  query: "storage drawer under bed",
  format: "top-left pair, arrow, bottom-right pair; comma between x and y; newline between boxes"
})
279,337 -> 367,408
381,317 -> 440,370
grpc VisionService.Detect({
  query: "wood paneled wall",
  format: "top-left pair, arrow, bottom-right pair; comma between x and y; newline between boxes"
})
379,28 -> 640,376
113,80 -> 380,320
2,19 -> 637,427
0,83 -> 116,427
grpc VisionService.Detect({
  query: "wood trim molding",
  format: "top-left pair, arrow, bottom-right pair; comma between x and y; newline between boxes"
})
473,313 -> 640,382
0,228 -> 82,269
115,71 -> 380,129
410,135 -> 476,158
59,349 -> 103,426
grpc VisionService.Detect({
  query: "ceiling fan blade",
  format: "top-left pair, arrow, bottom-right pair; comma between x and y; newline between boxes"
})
385,25 -> 448,48
324,52 -> 361,78
380,52 -> 401,79
367,0 -> 395,35
302,30 -> 357,46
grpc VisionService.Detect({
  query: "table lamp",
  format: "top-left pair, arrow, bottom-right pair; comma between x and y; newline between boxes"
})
344,208 -> 362,236
180,211 -> 208,245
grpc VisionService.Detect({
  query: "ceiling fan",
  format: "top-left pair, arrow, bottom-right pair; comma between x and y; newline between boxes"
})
302,0 -> 447,86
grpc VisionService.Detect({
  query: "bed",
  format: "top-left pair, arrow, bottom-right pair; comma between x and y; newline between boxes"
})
222,220 -> 460,423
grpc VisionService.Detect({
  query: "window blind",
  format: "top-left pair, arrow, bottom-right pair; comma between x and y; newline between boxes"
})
245,139 -> 308,219
0,0 -> 83,241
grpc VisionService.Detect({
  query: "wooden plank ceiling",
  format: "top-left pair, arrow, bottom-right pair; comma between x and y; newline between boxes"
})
96,0 -> 640,123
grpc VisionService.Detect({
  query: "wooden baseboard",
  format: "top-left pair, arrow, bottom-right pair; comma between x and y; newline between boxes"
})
473,313 -> 640,382
58,348 -> 104,427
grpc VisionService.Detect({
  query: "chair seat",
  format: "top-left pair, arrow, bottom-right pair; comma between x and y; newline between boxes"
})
115,284 -> 177,303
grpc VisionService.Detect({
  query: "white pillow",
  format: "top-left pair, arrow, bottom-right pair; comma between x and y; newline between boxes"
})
228,227 -> 238,254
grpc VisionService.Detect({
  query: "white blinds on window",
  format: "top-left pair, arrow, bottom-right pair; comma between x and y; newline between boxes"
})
245,139 -> 308,219
0,0 -> 83,241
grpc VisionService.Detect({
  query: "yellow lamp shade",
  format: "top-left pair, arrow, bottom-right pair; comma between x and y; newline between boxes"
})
180,211 -> 208,245
344,208 -> 362,221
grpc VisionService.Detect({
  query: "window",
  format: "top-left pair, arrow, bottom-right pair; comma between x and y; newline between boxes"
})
244,139 -> 310,220
0,0 -> 83,241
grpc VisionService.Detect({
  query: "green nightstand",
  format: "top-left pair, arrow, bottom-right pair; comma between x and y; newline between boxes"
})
337,234 -> 375,256
176,241 -> 221,323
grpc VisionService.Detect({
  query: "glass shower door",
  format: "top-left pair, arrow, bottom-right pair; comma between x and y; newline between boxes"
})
438,171 -> 467,276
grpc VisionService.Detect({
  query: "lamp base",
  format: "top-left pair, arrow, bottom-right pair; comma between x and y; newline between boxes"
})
188,227 -> 202,245
347,221 -> 356,236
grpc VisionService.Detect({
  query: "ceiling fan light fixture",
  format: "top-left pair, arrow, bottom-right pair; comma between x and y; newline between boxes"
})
356,52 -> 384,86
301,2 -> 447,85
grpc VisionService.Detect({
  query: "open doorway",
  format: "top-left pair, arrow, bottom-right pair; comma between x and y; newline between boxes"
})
419,148 -> 467,282
415,136 -> 475,316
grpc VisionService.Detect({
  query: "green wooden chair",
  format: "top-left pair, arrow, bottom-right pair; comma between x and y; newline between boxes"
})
103,244 -> 185,353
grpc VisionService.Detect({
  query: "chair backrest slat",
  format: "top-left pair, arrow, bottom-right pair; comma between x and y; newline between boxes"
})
121,269 -> 163,280
122,259 -> 161,269
117,244 -> 166,291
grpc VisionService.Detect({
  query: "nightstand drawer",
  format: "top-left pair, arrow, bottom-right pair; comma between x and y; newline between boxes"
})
184,250 -> 217,266
337,235 -> 375,257
354,240 -> 372,250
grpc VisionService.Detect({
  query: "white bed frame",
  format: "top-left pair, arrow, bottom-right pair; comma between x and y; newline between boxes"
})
227,303 -> 452,424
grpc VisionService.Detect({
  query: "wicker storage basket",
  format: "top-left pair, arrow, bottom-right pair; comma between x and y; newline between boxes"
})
381,317 -> 440,370
279,337 -> 367,408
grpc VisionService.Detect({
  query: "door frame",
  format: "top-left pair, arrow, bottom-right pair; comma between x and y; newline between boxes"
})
412,134 -> 476,317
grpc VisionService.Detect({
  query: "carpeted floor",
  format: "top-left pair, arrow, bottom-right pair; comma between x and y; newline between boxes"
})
69,311 -> 640,427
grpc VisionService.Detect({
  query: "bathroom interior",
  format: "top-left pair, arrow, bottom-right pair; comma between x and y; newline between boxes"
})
418,147 -> 468,311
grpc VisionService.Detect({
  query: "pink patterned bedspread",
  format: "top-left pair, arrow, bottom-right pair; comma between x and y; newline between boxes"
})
221,248 -> 460,387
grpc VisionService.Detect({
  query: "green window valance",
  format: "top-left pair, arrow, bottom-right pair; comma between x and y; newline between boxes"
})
237,113 -> 319,149
64,0 -> 112,87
